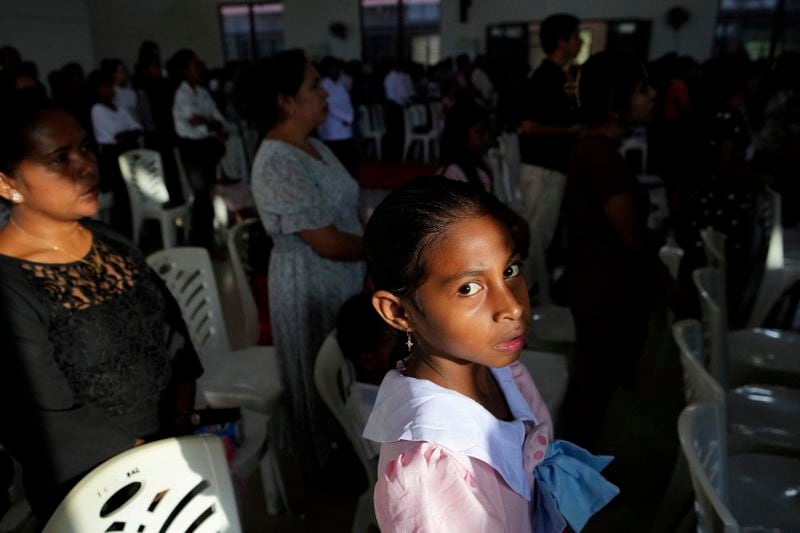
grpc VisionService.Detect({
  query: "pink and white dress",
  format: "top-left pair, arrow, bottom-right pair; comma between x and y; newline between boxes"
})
363,361 -> 554,532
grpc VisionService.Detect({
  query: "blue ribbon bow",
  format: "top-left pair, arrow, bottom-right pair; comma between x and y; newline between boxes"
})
533,439 -> 620,533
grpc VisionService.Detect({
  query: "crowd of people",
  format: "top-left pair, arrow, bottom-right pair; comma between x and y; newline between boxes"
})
0,8 -> 798,530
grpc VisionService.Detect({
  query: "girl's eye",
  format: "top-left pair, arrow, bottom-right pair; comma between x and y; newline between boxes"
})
457,282 -> 482,296
51,153 -> 68,165
504,264 -> 521,279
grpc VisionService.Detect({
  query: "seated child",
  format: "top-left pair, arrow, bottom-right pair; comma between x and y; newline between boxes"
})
336,293 -> 395,460
362,177 -> 618,532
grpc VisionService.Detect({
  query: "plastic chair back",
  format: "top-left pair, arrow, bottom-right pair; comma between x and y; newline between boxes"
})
497,132 -> 522,209
313,331 -> 378,486
227,218 -> 263,346
370,104 -> 386,133
700,228 -> 727,271
678,404 -> 738,532
673,320 -> 726,407
118,149 -> 171,241
748,188 -> 800,326
147,247 -> 232,358
44,436 -> 241,533
693,267 -> 731,388
358,105 -> 373,135
659,244 -> 684,280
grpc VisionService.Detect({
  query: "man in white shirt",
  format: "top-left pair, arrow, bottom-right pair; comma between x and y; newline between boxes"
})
318,57 -> 357,178
170,49 -> 227,250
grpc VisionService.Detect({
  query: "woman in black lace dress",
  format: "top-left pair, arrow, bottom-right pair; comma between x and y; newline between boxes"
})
0,93 -> 202,523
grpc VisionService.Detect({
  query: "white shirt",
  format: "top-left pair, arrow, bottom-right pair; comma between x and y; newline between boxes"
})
90,103 -> 142,145
318,77 -> 354,141
172,81 -> 227,140
113,85 -> 139,121
384,69 -> 414,107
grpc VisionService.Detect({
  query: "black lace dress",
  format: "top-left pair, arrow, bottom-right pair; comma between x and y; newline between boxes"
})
0,221 -> 202,520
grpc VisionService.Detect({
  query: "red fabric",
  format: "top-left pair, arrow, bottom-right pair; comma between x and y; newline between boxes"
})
358,162 -> 439,190
251,273 -> 273,345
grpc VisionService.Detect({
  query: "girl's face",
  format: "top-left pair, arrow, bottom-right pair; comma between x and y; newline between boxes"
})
466,119 -> 492,155
283,62 -> 329,128
0,110 -> 100,220
406,215 -> 530,369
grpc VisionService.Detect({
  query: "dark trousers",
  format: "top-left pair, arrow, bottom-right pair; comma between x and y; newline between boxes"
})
324,138 -> 358,180
176,137 -> 224,250
562,299 -> 650,449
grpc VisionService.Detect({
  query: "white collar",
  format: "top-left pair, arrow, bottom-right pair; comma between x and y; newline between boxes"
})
363,365 -> 539,500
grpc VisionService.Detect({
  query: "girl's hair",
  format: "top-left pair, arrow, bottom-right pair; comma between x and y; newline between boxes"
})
439,101 -> 492,189
579,50 -> 647,125
87,69 -> 113,102
244,49 -> 308,132
365,176 -> 510,297
0,92 -> 58,176
166,48 -> 196,81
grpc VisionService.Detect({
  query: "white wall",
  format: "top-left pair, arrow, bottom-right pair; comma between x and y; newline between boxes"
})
87,0 -> 223,69
440,0 -> 719,61
0,0 -> 95,77
283,0 -> 361,60
84,0 -> 718,70
86,0 -> 361,70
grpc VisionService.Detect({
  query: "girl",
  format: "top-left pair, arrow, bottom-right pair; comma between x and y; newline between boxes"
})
439,101 -> 530,258
363,177 -> 618,532
439,100 -> 494,192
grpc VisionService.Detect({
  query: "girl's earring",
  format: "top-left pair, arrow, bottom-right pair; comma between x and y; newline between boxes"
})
10,191 -> 23,204
405,330 -> 414,353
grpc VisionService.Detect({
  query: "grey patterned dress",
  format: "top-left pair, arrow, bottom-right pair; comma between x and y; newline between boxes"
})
251,138 -> 365,466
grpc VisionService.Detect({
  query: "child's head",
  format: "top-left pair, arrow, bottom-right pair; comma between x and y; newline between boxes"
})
440,100 -> 492,163
336,293 -> 395,385
365,177 -> 530,369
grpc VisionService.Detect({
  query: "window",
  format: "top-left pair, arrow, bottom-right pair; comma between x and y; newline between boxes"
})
219,2 -> 284,62
361,0 -> 441,66
715,0 -> 800,58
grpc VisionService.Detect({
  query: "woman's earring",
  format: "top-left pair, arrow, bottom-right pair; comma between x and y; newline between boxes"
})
10,191 -> 23,203
406,330 -> 414,353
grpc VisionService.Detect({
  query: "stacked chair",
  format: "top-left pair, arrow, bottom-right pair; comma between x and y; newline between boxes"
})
147,247 -> 289,516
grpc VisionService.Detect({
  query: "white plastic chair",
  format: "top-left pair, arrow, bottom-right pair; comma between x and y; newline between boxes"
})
226,218 -> 264,347
146,247 -> 283,413
679,402 -> 800,533
526,234 -> 576,348
147,248 -> 289,515
693,267 -> 800,389
700,227 -> 727,270
44,436 -> 241,533
429,101 -> 446,137
517,349 -> 569,425
621,128 -> 648,175
358,104 -> 385,160
659,243 -> 685,281
497,132 -> 523,210
403,103 -> 437,163
118,149 -> 191,248
313,332 -> 377,533
748,188 -> 800,327
674,319 -> 800,455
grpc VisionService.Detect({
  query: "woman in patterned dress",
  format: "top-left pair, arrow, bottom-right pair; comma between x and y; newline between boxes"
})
248,49 -> 365,471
